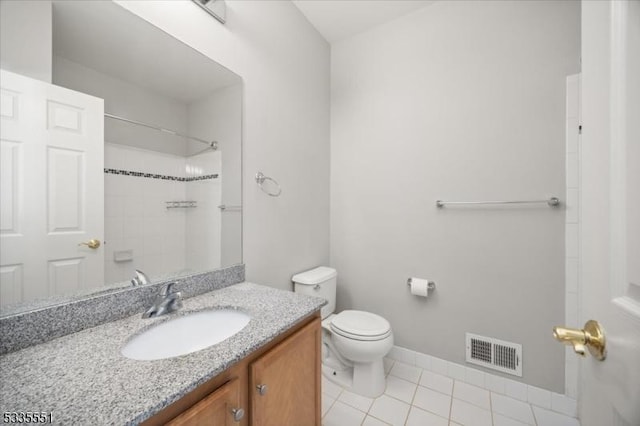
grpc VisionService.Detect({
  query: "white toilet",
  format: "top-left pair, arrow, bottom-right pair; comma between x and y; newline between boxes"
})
293,266 -> 393,398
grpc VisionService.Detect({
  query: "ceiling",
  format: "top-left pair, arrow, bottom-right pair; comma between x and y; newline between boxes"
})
52,1 -> 241,104
292,0 -> 436,44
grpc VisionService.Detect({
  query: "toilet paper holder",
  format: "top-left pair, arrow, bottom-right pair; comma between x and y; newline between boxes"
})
407,278 -> 436,291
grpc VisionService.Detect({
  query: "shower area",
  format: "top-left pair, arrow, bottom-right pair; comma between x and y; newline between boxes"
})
51,2 -> 242,286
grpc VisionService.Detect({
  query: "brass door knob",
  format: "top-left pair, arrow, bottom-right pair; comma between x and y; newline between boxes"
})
78,239 -> 101,249
553,320 -> 606,361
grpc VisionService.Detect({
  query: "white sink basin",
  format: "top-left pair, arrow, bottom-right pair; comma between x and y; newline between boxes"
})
121,309 -> 251,361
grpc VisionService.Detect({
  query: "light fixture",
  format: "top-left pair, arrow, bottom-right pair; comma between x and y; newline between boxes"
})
191,0 -> 226,24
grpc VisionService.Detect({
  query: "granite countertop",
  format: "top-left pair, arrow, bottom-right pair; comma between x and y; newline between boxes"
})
0,282 -> 325,425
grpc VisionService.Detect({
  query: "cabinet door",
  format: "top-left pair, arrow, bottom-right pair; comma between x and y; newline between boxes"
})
250,318 -> 321,426
167,377 -> 242,426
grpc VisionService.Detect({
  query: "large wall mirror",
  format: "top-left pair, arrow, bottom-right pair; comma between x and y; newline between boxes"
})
0,1 -> 242,315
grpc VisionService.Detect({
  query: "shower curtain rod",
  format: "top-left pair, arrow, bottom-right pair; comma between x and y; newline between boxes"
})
104,112 -> 218,150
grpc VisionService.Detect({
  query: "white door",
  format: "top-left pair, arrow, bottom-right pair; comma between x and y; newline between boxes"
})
579,1 -> 640,425
0,69 -> 104,306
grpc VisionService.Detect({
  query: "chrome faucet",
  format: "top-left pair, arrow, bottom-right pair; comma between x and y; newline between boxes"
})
142,282 -> 183,318
131,269 -> 150,287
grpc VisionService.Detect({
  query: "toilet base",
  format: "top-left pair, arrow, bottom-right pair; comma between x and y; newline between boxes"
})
322,358 -> 386,398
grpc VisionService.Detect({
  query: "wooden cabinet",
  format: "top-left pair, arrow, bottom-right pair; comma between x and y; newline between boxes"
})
143,314 -> 321,426
167,378 -> 242,426
250,318 -> 321,426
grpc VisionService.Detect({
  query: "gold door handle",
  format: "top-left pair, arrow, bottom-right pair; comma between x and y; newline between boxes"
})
78,239 -> 101,249
553,320 -> 606,361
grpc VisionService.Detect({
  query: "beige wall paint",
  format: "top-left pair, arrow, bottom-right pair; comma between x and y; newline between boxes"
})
330,0 -> 580,392
117,1 -> 331,290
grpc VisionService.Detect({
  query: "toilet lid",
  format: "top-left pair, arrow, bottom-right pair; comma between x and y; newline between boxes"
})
330,310 -> 391,341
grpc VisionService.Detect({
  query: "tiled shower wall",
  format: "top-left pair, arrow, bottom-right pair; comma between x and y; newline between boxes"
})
104,144 -> 221,284
185,150 -> 222,271
564,74 -> 581,399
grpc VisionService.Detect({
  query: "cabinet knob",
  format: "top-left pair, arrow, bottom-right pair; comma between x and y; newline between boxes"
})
256,384 -> 268,396
230,407 -> 244,422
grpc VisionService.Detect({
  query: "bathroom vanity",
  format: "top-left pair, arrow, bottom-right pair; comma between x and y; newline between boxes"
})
0,282 -> 325,425
147,316 -> 320,425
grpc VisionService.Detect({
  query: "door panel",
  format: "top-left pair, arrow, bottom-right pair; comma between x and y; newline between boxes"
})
0,69 -> 104,307
580,1 -> 640,425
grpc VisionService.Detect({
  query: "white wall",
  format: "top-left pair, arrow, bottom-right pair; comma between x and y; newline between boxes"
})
116,0 -> 331,290
330,0 -> 580,392
0,0 -> 52,83
53,56 -> 189,156
188,85 -> 242,266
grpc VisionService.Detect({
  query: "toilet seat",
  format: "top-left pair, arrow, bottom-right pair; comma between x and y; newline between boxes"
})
330,310 -> 391,341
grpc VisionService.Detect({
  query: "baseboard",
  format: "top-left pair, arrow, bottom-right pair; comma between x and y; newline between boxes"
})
387,345 -> 578,418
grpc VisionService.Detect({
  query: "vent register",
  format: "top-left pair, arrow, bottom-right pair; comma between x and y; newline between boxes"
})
466,333 -> 522,377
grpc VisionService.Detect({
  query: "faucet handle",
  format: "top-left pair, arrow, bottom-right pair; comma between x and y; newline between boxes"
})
161,282 -> 178,296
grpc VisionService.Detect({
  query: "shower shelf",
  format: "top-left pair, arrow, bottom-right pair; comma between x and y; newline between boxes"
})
166,201 -> 197,209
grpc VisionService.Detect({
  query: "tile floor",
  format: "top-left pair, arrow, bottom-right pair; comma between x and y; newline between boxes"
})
322,359 -> 581,426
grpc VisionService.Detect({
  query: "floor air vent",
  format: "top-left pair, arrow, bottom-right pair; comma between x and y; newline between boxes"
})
465,333 -> 522,377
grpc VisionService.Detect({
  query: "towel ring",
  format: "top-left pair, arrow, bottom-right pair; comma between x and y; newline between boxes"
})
255,172 -> 282,197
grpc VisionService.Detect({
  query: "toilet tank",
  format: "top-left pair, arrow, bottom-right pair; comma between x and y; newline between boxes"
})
292,266 -> 336,319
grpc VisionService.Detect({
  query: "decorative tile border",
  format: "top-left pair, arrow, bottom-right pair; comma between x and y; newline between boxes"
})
0,264 -> 245,355
104,168 -> 218,182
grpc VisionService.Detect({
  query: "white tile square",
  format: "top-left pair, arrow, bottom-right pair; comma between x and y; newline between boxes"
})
565,258 -> 579,293
450,398 -> 492,426
565,223 -> 579,259
362,416 -> 390,426
405,406 -> 448,426
322,392 -> 336,417
413,386 -> 452,419
551,392 -> 578,417
465,367 -> 485,388
491,393 -> 536,424
338,389 -> 374,412
415,352 -> 432,370
447,362 -> 466,381
389,361 -> 422,383
566,75 -> 580,119
564,360 -> 579,399
431,357 -> 448,376
566,117 -> 579,154
566,152 -> 579,189
527,385 -> 551,409
532,405 -> 580,426
385,375 -> 418,403
565,188 -> 579,224
388,346 -> 403,361
322,377 -> 343,399
453,381 -> 490,409
419,370 -> 453,395
493,413 -> 530,426
369,395 -> 410,426
504,378 -> 528,401
485,373 -> 506,394
400,347 -> 417,365
383,357 -> 395,375
323,401 -> 366,426
565,291 -> 579,326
